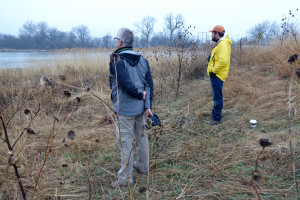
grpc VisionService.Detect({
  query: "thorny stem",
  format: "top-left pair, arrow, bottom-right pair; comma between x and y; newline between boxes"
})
252,181 -> 262,200
127,133 -> 145,170
0,116 -> 27,200
52,80 -> 115,113
254,149 -> 263,171
292,34 -> 300,52
252,148 -> 263,200
288,68 -> 299,199
113,57 -> 133,199
6,88 -> 44,126
176,54 -> 182,98
6,96 -> 33,126
1,116 -> 12,150
88,151 -> 92,200
11,106 -> 42,149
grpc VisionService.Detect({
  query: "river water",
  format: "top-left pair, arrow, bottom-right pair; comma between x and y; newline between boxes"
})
0,51 -> 110,69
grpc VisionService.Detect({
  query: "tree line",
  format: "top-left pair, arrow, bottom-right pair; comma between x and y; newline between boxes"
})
0,11 -> 298,50
0,13 -> 189,50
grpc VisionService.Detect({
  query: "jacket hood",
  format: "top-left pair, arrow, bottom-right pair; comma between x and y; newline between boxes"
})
114,47 -> 142,66
119,50 -> 142,66
219,35 -> 232,45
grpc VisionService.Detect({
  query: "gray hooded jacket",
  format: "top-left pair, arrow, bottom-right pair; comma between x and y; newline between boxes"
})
109,49 -> 153,116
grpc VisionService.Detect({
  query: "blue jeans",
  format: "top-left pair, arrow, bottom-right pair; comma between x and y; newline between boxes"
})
210,75 -> 224,122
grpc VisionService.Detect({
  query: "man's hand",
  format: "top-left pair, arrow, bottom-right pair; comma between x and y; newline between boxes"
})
209,72 -> 216,78
145,109 -> 153,118
142,91 -> 146,100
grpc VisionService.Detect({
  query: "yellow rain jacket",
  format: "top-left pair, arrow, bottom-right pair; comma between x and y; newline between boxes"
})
207,35 -> 232,81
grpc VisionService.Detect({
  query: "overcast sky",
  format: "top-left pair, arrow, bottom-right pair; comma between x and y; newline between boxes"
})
0,0 -> 299,40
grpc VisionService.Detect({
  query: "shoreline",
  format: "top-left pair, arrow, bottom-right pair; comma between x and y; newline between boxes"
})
0,49 -> 53,52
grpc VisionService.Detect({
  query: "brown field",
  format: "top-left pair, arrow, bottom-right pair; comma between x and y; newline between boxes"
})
0,36 -> 299,199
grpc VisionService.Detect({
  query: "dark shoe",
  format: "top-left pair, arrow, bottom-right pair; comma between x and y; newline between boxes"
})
207,120 -> 221,125
133,162 -> 148,174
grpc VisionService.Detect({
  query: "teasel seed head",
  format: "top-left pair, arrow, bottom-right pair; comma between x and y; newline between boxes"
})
64,91 -> 71,98
59,75 -> 66,81
259,138 -> 272,149
24,127 -> 36,134
288,54 -> 298,63
24,109 -> 31,115
40,75 -> 54,87
67,130 -> 76,140
251,170 -> 261,181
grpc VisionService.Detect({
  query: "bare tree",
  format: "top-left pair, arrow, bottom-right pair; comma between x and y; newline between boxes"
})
135,16 -> 156,48
164,13 -> 184,46
71,25 -> 91,47
151,32 -> 169,46
265,21 -> 279,39
91,37 -> 102,48
102,34 -> 113,48
19,21 -> 50,49
133,36 -> 140,47
247,20 -> 280,41
66,31 -> 77,48
0,34 -> 19,49
48,28 -> 68,49
35,22 -> 49,47
173,26 -> 197,98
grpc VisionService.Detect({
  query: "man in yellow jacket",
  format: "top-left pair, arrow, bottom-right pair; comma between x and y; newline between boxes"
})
207,25 -> 232,125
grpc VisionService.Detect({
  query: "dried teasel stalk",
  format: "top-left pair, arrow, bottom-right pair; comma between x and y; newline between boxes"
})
8,156 -> 18,165
40,75 -> 54,87
296,69 -> 300,79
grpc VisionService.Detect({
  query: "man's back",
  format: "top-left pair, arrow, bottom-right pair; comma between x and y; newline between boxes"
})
109,49 -> 152,116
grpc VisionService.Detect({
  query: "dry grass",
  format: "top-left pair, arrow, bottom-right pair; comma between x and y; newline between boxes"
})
0,38 -> 299,199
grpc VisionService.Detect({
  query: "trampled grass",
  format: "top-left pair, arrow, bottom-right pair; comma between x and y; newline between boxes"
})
0,37 -> 299,199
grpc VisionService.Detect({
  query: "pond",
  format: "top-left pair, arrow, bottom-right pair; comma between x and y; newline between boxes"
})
0,51 -> 110,69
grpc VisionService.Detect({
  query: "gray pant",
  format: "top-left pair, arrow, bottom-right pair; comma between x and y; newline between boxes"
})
115,113 -> 149,185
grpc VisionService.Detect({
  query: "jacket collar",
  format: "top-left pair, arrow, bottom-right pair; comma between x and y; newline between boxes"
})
114,46 -> 133,54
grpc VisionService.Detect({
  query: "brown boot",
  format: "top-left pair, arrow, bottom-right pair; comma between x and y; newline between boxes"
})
207,120 -> 221,125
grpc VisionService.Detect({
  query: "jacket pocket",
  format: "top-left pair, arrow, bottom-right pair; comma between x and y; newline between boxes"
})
111,89 -> 117,102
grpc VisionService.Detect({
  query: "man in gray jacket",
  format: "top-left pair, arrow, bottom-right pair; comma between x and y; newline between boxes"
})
109,28 -> 153,188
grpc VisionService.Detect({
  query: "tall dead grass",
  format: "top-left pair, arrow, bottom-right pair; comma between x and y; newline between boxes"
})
0,36 -> 299,199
